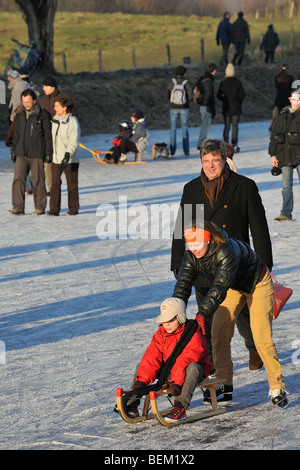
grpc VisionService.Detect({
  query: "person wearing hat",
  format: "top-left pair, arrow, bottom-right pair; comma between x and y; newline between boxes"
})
119,297 -> 212,422
217,63 -> 245,153
7,69 -> 29,122
260,24 -> 279,64
167,65 -> 193,156
38,76 -> 60,192
173,221 -> 288,409
119,110 -> 149,163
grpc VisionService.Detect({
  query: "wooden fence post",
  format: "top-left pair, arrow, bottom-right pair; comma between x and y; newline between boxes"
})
62,53 -> 67,73
132,47 -> 136,68
166,44 -> 171,65
98,50 -> 102,73
200,38 -> 204,64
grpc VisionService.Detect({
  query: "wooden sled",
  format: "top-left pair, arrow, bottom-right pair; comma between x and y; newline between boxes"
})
79,143 -> 146,165
152,143 -> 170,159
116,377 -> 226,427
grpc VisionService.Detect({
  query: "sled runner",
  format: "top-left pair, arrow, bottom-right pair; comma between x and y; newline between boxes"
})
79,143 -> 145,164
116,377 -> 226,427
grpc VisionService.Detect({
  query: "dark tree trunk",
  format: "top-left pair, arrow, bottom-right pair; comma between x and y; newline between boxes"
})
15,0 -> 58,73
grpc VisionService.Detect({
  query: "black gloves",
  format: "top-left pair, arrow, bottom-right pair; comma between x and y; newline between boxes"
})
61,152 -> 70,169
44,155 -> 52,164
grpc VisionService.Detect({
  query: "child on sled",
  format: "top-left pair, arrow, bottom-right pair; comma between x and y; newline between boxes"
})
121,297 -> 212,423
104,119 -> 132,164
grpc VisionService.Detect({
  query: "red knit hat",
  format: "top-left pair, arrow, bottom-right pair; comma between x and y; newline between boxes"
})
184,228 -> 211,243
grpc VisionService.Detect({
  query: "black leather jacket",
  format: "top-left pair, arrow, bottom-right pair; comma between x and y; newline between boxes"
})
173,234 -> 263,320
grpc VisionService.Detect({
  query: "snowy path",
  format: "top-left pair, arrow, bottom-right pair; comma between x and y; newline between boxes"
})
0,122 -> 299,451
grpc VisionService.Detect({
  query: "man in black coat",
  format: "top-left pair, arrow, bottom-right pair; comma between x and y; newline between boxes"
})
260,24 -> 279,63
9,89 -> 52,215
217,63 -> 245,152
270,89 -> 300,221
171,139 -> 273,370
232,12 -> 250,66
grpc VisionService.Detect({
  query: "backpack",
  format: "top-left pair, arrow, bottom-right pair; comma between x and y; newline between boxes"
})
193,77 -> 210,105
170,78 -> 188,105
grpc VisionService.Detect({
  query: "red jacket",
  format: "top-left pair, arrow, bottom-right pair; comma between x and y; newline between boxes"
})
136,323 -> 212,386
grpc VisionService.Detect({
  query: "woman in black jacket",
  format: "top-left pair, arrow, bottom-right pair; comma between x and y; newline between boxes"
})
173,221 -> 288,409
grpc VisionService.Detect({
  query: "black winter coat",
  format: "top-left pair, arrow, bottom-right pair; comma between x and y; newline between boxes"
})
216,18 -> 232,46
195,72 -> 215,113
12,104 -> 52,159
274,75 -> 295,109
171,169 -> 273,289
173,235 -> 264,320
232,18 -> 250,43
217,76 -> 245,115
260,29 -> 279,53
269,107 -> 300,167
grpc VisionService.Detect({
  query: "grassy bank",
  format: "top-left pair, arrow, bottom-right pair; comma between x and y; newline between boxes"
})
0,11 -> 299,74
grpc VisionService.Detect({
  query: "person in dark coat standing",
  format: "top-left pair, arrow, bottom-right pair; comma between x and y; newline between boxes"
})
217,63 -> 245,152
269,89 -> 300,222
232,12 -> 250,66
9,89 -> 52,215
260,24 -> 279,63
38,76 -> 60,192
216,12 -> 232,66
195,63 -> 217,149
171,139 -> 273,371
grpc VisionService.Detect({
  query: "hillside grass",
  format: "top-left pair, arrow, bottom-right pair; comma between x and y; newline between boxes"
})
0,11 -> 299,74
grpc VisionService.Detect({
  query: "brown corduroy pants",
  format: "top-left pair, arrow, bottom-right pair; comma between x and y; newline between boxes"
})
212,270 -> 285,390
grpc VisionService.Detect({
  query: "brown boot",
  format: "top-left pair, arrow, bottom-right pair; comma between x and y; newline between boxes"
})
249,351 -> 263,371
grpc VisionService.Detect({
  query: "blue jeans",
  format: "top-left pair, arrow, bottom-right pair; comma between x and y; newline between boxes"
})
198,106 -> 212,147
281,164 -> 300,218
169,108 -> 190,156
223,115 -> 240,145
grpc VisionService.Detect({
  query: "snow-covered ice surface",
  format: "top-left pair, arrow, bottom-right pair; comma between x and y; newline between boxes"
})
0,122 -> 299,452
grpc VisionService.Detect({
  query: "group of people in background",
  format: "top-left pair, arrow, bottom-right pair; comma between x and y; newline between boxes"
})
168,60 -> 245,156
216,11 -> 279,66
6,71 -> 81,216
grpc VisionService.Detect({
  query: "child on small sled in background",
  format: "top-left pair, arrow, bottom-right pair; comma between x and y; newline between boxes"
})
117,297 -> 212,423
104,119 -> 132,164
